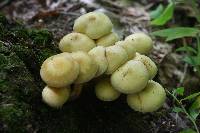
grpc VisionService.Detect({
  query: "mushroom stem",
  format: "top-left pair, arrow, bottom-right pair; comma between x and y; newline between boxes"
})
69,84 -> 83,101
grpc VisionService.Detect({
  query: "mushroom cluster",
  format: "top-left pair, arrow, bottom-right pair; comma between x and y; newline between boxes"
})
40,12 -> 166,113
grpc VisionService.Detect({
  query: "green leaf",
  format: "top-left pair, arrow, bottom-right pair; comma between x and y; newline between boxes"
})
151,2 -> 174,26
190,96 -> 200,110
172,106 -> 184,113
184,56 -> 200,66
149,4 -> 164,19
183,56 -> 196,66
176,46 -> 197,54
151,27 -> 200,41
181,92 -> 200,102
174,87 -> 184,96
197,36 -> 200,57
180,128 -> 196,133
189,109 -> 200,121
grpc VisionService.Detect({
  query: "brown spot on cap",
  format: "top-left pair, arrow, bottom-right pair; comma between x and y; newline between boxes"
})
89,16 -> 96,21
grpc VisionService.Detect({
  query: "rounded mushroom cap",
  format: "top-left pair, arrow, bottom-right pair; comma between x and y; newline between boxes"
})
42,86 -> 71,108
124,33 -> 153,54
96,32 -> 119,47
95,78 -> 121,101
73,12 -> 113,39
88,46 -> 108,77
127,80 -> 166,113
133,53 -> 157,79
40,53 -> 79,88
111,60 -> 149,94
115,40 -> 136,60
105,45 -> 129,74
71,51 -> 98,83
59,33 -> 96,52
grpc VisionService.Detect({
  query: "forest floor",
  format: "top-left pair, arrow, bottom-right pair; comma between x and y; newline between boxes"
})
0,0 -> 200,133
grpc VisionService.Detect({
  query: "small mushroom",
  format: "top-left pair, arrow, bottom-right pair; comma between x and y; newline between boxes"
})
111,60 -> 149,94
127,80 -> 166,113
96,32 -> 119,47
59,32 -> 96,52
42,86 -> 71,108
124,33 -> 153,54
95,78 -> 121,101
71,51 -> 98,83
105,45 -> 128,74
133,53 -> 157,79
115,40 -> 136,60
88,46 -> 108,77
40,53 -> 79,88
73,12 -> 113,39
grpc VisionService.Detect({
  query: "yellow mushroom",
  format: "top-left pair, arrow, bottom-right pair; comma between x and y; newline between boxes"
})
96,32 -> 119,47
111,60 -> 149,94
95,78 -> 121,101
42,86 -> 71,108
124,33 -> 153,54
105,45 -> 128,74
133,53 -> 157,79
115,40 -> 136,60
73,12 -> 113,39
88,46 -> 108,77
71,51 -> 98,83
127,80 -> 166,113
59,32 -> 96,52
40,53 -> 79,88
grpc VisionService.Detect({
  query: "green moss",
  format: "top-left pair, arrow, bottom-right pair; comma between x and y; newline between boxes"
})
0,103 -> 31,133
0,42 -> 9,53
0,13 -> 7,24
28,29 -> 53,46
0,13 -> 55,132
0,105 -> 24,124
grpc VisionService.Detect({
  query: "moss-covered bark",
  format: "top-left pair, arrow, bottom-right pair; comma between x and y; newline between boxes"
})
0,14 -> 57,132
0,14 -> 177,133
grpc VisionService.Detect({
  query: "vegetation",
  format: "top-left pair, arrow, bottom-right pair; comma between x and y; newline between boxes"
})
151,0 -> 200,132
167,87 -> 200,133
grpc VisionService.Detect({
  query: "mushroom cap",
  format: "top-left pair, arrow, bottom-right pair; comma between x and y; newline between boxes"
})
105,45 -> 128,74
40,53 -> 79,88
88,46 -> 108,77
42,86 -> 71,108
71,51 -> 98,83
95,78 -> 121,101
133,53 -> 157,79
59,33 -> 96,53
127,80 -> 166,113
111,60 -> 149,94
73,12 -> 113,39
115,40 -> 136,60
96,32 -> 119,47
124,33 -> 153,54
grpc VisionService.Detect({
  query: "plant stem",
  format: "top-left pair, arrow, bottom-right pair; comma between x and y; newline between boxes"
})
189,0 -> 200,23
196,35 -> 200,76
166,90 -> 200,133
